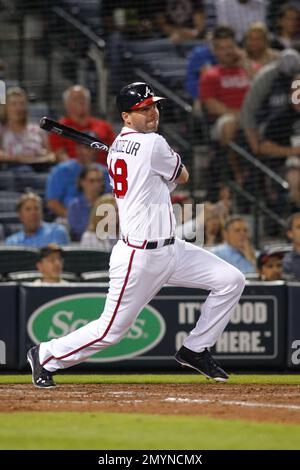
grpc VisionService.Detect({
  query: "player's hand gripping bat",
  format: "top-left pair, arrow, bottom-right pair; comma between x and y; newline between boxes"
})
39,117 -> 109,152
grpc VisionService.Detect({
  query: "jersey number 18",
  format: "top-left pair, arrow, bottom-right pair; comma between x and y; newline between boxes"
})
109,159 -> 128,198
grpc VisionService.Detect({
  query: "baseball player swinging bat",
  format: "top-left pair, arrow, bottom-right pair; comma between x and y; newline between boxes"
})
27,82 -> 244,390
39,117 -> 109,152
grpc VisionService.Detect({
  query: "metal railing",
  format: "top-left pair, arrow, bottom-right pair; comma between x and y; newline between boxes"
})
229,142 -> 289,191
51,6 -> 108,115
229,142 -> 289,245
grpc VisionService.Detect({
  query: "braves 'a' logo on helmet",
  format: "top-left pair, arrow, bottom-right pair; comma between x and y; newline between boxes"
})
143,86 -> 154,98
116,82 -> 165,112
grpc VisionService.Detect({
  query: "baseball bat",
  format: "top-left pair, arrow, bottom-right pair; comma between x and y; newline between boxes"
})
39,117 -> 109,152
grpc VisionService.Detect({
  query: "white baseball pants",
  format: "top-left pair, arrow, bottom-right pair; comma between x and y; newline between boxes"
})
40,238 -> 245,372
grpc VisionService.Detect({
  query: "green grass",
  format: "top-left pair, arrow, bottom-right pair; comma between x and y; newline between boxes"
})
0,411 -> 299,450
0,373 -> 300,385
1,374 -> 299,449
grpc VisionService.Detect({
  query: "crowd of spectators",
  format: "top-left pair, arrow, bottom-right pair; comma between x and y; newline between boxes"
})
0,82 -> 116,255
3,0 -> 300,283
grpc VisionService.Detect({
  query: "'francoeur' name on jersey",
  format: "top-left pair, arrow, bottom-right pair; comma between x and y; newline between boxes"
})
110,139 -> 141,156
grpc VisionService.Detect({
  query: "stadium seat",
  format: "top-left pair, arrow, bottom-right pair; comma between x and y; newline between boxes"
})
0,171 -> 15,191
28,102 -> 50,122
0,212 -> 20,225
0,197 -> 19,213
0,190 -> 21,199
62,247 -> 111,275
0,223 -> 4,241
0,246 -> 39,277
245,273 -> 260,280
124,38 -> 177,55
6,270 -> 78,282
15,172 -> 48,192
6,271 -> 42,282
80,271 -> 110,283
60,272 -> 79,282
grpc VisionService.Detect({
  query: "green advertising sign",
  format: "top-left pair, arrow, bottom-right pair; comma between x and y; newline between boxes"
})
27,293 -> 165,362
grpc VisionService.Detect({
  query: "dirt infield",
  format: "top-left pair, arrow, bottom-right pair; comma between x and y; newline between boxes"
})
1,383 -> 300,424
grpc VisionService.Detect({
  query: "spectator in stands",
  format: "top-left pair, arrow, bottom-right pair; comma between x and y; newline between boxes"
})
81,194 -> 119,251
155,0 -> 206,43
184,26 -> 232,102
257,248 -> 284,281
283,211 -> 300,280
200,28 -> 251,135
46,134 -> 110,219
214,183 -> 236,217
34,244 -> 68,285
204,203 -> 224,247
102,0 -> 159,94
49,85 -> 115,166
0,59 -> 7,123
102,0 -> 156,39
214,0 -> 267,44
204,182 -> 235,246
5,192 -> 69,247
243,22 -> 279,77
200,29 -> 251,183
0,87 -> 55,170
211,215 -> 257,273
270,3 -> 300,51
241,49 -> 300,154
259,73 -> 300,210
67,165 -> 105,241
185,22 -> 277,102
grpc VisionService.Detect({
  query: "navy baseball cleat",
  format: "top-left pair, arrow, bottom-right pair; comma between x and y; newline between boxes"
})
175,345 -> 229,382
27,345 -> 56,388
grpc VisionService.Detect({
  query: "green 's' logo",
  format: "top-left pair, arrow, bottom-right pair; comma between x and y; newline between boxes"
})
27,293 -> 165,362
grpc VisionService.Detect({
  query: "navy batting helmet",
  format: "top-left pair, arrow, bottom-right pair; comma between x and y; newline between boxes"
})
116,82 -> 165,113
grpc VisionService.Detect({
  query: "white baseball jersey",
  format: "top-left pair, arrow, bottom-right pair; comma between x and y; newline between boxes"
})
38,125 -> 245,376
107,126 -> 181,242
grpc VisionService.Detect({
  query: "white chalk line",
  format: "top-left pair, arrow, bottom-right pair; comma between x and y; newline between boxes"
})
165,397 -> 300,410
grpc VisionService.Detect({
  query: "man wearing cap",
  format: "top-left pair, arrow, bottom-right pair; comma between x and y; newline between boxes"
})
33,244 -> 68,285
46,136 -> 110,219
27,82 -> 245,388
257,249 -> 284,281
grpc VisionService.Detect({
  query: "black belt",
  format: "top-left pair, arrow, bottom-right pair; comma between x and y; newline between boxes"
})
123,237 -> 175,250
145,237 -> 175,249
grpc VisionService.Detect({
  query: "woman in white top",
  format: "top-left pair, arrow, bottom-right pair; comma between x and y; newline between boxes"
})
0,87 -> 55,167
80,193 -> 119,251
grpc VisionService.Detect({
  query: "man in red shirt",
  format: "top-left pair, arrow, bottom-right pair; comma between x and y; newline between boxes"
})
49,85 -> 115,166
200,28 -> 251,183
200,30 -> 250,145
